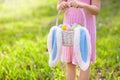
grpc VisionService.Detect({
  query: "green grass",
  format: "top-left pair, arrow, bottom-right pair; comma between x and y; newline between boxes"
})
0,0 -> 120,80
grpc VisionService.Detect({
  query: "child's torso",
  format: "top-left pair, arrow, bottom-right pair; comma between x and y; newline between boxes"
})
64,0 -> 92,24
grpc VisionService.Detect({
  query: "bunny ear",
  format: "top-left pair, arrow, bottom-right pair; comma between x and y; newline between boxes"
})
74,27 -> 92,71
47,27 -> 62,67
80,27 -> 88,63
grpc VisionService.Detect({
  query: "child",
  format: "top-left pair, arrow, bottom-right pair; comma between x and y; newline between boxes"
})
57,0 -> 101,80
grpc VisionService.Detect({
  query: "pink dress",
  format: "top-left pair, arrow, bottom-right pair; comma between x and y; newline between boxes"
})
61,0 -> 96,65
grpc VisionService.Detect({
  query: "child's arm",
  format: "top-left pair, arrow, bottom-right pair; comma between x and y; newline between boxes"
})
57,0 -> 69,13
70,0 -> 101,15
83,0 -> 101,15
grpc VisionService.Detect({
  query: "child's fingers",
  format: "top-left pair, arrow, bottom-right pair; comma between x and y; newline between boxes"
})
70,1 -> 79,8
57,2 -> 69,13
62,3 -> 69,9
58,7 -> 69,13
61,4 -> 66,9
60,3 -> 69,10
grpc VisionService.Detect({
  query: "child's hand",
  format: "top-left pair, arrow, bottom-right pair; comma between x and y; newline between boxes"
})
57,1 -> 69,13
70,0 -> 86,8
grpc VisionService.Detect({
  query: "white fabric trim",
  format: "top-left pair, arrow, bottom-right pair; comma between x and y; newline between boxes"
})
47,26 -> 56,54
74,27 -> 91,71
48,27 -> 62,67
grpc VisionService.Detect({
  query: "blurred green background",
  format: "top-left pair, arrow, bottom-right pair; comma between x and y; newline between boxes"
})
0,0 -> 120,80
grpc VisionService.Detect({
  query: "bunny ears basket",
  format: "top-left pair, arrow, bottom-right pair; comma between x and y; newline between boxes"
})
47,9 -> 92,71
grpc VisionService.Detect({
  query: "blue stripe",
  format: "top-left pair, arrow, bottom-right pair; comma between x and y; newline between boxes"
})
51,29 -> 57,61
79,28 -> 88,62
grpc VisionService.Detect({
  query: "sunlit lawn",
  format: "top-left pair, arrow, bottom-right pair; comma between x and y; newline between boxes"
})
0,0 -> 120,80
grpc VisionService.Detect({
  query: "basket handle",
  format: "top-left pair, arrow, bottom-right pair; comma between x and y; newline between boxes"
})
55,11 -> 60,26
55,8 -> 87,27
